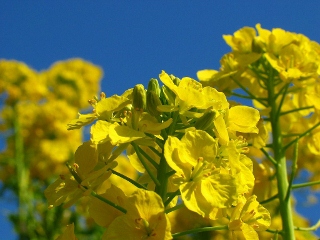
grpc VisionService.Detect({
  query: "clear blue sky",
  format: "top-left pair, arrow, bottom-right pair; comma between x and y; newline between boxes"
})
1,1 -> 320,239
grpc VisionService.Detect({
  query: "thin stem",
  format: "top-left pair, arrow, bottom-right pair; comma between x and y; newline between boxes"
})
275,83 -> 290,120
155,111 -> 179,201
260,193 -> 279,205
280,106 -> 314,116
285,139 -> 298,202
274,82 -> 291,100
164,189 -> 180,207
137,145 -> 159,169
108,168 -> 147,190
231,76 -> 268,107
266,228 -> 283,235
172,225 -> 228,238
148,146 -> 162,158
90,191 -> 127,214
260,148 -> 277,166
165,203 -> 184,214
248,64 -> 269,82
66,163 -> 128,214
131,142 -> 160,187
294,219 -> 320,231
229,91 -> 267,101
166,170 -> 176,178
284,121 -> 320,151
292,180 -> 320,189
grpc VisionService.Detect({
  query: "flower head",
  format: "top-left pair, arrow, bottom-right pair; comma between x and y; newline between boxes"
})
164,129 -> 238,219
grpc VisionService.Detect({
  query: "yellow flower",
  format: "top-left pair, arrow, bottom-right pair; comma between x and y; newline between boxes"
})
210,105 -> 260,146
265,44 -> 318,83
103,189 -> 172,240
0,60 -> 47,104
44,141 -> 114,208
197,52 -> 260,94
228,195 -> 271,240
223,26 -> 256,53
90,110 -> 172,146
159,71 -> 229,118
44,58 -> 103,108
219,140 -> 255,195
255,23 -> 295,55
164,129 -> 238,219
67,91 -> 132,130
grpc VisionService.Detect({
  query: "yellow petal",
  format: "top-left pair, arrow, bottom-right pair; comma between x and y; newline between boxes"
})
88,184 -> 126,227
228,106 -> 260,133
90,120 -> 112,144
56,223 -> 78,240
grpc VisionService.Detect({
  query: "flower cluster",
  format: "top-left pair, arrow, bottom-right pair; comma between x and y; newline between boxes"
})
197,24 -> 320,186
0,59 -> 102,180
0,59 -> 103,238
47,68 -> 272,239
3,24 -> 320,240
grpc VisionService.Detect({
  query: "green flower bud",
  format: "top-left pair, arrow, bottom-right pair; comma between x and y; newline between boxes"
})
170,75 -> 180,86
147,91 -> 162,117
194,110 -> 216,131
132,84 -> 146,111
162,85 -> 175,105
252,38 -> 264,53
147,78 -> 161,97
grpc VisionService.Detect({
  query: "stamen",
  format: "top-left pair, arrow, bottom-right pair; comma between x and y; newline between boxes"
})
100,92 -> 106,99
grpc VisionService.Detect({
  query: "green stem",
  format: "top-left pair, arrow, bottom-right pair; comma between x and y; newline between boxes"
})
285,139 -> 298,202
275,83 -> 290,120
229,91 -> 267,101
108,168 -> 147,190
66,163 -> 128,214
137,145 -> 159,169
294,219 -> 320,231
260,194 -> 278,205
260,148 -> 277,166
284,121 -> 320,151
172,225 -> 228,238
165,203 -> 184,214
292,180 -> 320,189
91,191 -> 127,214
131,142 -> 160,187
266,228 -> 282,235
267,69 -> 295,239
280,106 -> 314,116
155,153 -> 168,201
13,104 -> 35,238
155,111 -> 179,201
164,189 -> 180,207
231,76 -> 268,107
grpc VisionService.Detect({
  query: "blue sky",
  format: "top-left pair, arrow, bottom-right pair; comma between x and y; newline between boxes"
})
1,1 -> 320,239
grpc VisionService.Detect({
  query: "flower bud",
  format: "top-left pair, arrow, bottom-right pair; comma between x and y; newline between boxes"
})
162,85 -> 175,105
194,110 -> 216,130
147,78 -> 161,97
170,75 -> 180,86
147,91 -> 162,117
252,38 -> 264,53
132,84 -> 146,111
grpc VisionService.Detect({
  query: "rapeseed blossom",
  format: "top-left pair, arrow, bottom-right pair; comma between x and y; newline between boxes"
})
228,195 -> 271,240
102,189 -> 172,240
164,129 -> 239,218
